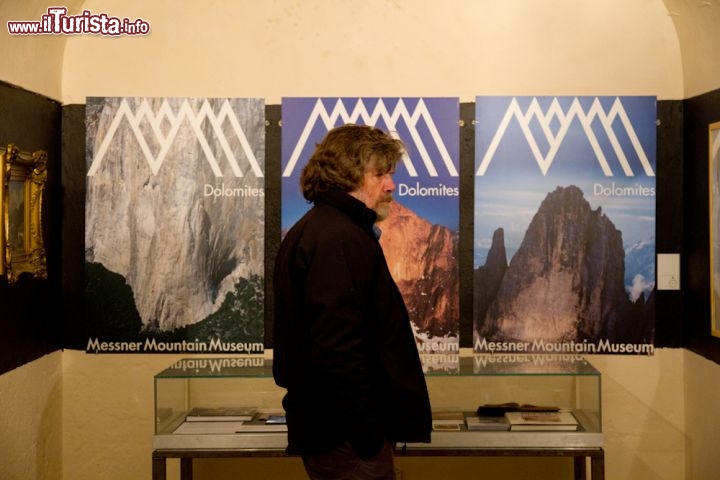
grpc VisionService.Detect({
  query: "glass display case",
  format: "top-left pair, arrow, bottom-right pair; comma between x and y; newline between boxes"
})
154,356 -> 285,450
153,354 -> 603,450
417,353 -> 602,449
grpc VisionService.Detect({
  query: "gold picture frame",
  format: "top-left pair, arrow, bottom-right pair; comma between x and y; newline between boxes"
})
709,122 -> 720,337
0,144 -> 48,284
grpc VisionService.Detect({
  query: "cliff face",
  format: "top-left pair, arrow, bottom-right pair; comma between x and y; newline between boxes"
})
379,201 -> 459,338
85,98 -> 265,331
473,228 -> 508,333
478,185 -> 632,343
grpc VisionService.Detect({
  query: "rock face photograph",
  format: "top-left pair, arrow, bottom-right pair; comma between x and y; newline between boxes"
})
473,96 -> 657,354
474,186 -> 653,347
379,201 -> 459,349
84,97 -> 266,352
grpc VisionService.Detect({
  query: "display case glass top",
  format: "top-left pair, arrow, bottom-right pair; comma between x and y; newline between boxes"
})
423,354 -> 600,376
154,355 -> 600,378
155,357 -> 271,379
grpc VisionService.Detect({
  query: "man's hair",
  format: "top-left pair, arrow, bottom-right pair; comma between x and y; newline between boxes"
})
300,124 -> 405,202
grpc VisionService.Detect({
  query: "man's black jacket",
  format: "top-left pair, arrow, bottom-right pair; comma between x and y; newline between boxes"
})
273,189 -> 432,457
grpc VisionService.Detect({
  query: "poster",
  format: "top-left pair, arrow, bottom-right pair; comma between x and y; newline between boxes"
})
85,97 -> 265,353
281,97 -> 460,356
473,96 -> 656,355
709,121 -> 720,338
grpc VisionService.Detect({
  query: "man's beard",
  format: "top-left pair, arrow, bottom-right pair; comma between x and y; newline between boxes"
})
375,198 -> 392,221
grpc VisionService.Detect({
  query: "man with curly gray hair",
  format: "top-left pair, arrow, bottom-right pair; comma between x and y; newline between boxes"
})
273,124 -> 431,479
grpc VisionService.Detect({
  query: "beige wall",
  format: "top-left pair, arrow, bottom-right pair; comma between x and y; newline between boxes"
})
59,0 -> 685,103
57,349 -> 718,480
4,0 -> 720,101
0,0 -> 81,101
663,0 -> 720,98
587,351 -> 688,479
683,350 -> 720,479
0,352 -> 63,480
2,1 -> 720,479
4,349 -> 718,480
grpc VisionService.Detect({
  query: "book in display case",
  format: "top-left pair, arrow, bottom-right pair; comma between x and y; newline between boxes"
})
153,354 -> 603,451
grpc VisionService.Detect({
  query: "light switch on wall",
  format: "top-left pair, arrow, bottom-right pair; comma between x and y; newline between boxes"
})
657,253 -> 680,290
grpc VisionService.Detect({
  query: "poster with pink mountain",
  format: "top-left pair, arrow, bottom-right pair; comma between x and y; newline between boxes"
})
281,97 -> 460,356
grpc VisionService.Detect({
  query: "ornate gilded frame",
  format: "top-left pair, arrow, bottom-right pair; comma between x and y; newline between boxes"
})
0,144 -> 48,284
709,123 -> 720,337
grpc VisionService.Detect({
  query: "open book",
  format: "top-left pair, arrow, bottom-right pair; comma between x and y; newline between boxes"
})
185,407 -> 257,422
505,411 -> 579,431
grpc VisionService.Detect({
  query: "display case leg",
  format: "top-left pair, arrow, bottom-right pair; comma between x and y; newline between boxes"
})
180,458 -> 193,480
573,456 -> 587,480
591,453 -> 605,480
152,455 -> 166,480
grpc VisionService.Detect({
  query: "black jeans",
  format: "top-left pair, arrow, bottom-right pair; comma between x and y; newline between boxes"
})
301,441 -> 396,480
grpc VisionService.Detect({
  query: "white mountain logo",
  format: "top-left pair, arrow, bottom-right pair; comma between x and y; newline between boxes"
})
283,98 -> 458,178
87,98 -> 264,178
476,97 -> 655,177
